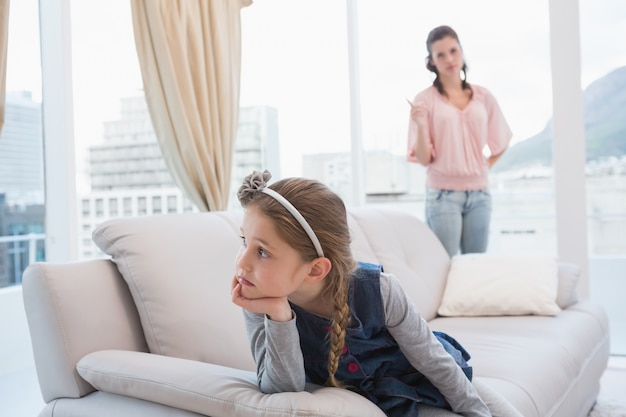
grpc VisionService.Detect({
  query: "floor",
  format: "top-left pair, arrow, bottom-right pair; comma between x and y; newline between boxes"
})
595,356 -> 626,408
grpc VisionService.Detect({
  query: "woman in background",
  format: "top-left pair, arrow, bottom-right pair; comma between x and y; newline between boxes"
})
407,25 -> 512,258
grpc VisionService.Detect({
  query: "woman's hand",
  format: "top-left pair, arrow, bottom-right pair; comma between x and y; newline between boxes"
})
408,99 -> 427,125
230,275 -> 292,322
407,99 -> 433,165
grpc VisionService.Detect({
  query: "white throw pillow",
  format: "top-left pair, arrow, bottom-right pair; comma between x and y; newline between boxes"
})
91,212 -> 256,371
437,253 -> 561,317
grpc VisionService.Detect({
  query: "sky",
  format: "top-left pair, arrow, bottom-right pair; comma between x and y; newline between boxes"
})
5,0 -> 626,181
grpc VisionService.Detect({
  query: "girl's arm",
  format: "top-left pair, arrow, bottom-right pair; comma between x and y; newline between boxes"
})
243,309 -> 307,393
381,273 -> 491,417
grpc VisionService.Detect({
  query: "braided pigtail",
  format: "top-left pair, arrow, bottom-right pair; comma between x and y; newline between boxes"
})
325,285 -> 351,387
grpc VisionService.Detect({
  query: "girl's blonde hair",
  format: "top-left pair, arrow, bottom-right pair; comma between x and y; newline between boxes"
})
238,171 -> 356,387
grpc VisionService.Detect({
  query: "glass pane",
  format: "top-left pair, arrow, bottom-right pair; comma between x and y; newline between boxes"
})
356,1 -> 556,254
0,0 -> 44,288
240,0 -> 350,191
579,0 -> 626,355
70,0 -> 195,260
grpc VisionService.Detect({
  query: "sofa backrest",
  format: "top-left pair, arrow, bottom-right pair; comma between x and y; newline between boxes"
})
347,207 -> 450,319
91,207 -> 450,371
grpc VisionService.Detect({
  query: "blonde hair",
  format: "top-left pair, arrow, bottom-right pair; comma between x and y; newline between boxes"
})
238,173 -> 356,387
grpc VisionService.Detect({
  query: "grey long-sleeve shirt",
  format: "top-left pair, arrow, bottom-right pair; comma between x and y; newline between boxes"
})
242,272 -> 490,417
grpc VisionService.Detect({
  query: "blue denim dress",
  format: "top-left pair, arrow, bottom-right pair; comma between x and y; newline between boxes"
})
290,262 -> 472,417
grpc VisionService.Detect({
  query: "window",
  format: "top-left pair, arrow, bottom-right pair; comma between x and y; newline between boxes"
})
137,196 -> 147,215
152,196 -> 162,214
240,0 -> 556,252
0,0 -> 45,288
95,198 -> 104,218
167,195 -> 177,213
123,197 -> 133,217
579,0 -> 626,355
81,199 -> 90,217
109,197 -> 118,217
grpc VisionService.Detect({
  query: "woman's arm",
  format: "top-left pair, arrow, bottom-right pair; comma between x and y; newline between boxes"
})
408,100 -> 433,165
381,273 -> 491,417
487,150 -> 505,168
243,310 -> 307,393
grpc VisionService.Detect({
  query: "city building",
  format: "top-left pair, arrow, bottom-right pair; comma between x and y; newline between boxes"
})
78,97 -> 280,258
0,91 -> 44,206
2,2 -> 625,416
0,92 -> 45,285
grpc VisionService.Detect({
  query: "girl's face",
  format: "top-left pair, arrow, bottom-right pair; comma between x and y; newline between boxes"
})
235,206 -> 312,300
429,35 -> 464,79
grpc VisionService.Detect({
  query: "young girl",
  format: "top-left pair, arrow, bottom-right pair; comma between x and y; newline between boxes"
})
231,170 -> 521,417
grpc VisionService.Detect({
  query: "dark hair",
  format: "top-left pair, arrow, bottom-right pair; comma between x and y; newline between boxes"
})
425,25 -> 471,96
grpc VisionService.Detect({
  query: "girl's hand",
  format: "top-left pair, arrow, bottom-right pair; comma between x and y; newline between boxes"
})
230,275 -> 292,322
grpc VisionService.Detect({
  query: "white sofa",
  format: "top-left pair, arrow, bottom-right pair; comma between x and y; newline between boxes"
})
22,207 -> 610,417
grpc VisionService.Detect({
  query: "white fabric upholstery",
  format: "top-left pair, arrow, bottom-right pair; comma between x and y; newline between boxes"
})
77,350 -> 385,417
92,212 -> 255,371
438,253 -> 561,317
22,207 -> 610,417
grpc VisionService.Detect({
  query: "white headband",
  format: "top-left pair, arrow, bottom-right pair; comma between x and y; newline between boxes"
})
261,187 -> 325,258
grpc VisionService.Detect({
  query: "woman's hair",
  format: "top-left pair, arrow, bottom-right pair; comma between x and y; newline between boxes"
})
238,170 -> 356,388
425,25 -> 471,96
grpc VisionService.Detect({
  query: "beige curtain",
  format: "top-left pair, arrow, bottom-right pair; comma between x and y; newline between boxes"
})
131,0 -> 252,211
0,0 -> 9,137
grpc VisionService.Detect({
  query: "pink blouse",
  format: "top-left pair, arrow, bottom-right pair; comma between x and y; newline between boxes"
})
407,85 -> 512,191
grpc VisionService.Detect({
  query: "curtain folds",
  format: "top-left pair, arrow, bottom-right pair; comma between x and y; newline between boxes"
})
131,0 -> 252,211
0,0 -> 9,137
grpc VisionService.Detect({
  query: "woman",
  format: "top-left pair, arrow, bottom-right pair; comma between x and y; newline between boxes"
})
407,25 -> 512,257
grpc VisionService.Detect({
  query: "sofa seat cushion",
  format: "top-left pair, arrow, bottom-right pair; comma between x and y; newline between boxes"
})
429,301 -> 610,417
77,350 -> 386,417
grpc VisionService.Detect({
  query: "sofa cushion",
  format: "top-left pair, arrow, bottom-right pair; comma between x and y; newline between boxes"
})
555,262 -> 580,309
437,253 -> 561,317
429,302 -> 610,417
92,212 -> 256,371
77,350 -> 386,417
91,208 -> 451,368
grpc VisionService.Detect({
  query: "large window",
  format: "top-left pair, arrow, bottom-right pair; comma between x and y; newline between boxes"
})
0,0 -> 44,288
579,0 -> 626,355
241,1 -> 557,253
70,0 -> 189,259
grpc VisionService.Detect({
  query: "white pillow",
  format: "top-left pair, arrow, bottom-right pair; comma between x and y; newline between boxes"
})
77,350 -> 386,417
92,212 -> 256,371
438,253 -> 561,317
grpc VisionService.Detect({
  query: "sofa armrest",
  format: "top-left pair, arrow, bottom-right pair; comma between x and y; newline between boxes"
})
22,260 -> 148,403
77,350 -> 385,417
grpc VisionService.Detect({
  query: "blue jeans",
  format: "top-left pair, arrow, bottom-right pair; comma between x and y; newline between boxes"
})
425,188 -> 492,257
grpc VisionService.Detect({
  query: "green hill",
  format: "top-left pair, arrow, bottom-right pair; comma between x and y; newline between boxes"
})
494,65 -> 626,172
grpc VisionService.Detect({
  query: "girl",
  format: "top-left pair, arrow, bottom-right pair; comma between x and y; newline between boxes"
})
407,25 -> 512,258
231,170 -> 521,417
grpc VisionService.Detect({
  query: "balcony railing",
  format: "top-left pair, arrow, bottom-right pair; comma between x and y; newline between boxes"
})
0,234 -> 46,287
